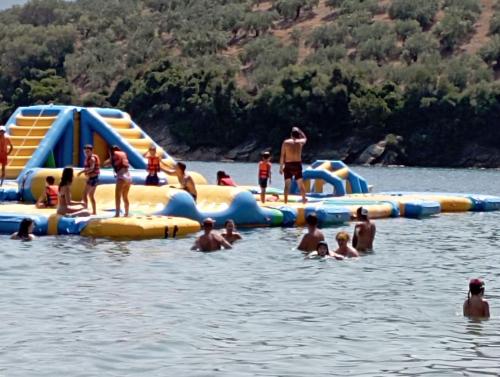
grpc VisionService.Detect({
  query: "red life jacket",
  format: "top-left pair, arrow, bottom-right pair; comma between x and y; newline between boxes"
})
147,156 -> 160,174
84,154 -> 100,176
112,151 -> 129,172
258,161 -> 271,178
45,185 -> 59,207
220,177 -> 236,186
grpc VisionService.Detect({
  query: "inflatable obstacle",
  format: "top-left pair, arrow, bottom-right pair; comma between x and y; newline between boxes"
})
1,105 -> 500,239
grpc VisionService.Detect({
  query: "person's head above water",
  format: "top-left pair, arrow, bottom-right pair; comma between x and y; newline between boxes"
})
202,217 -> 215,232
291,126 -> 301,139
224,219 -> 235,232
18,218 -> 34,239
336,231 -> 350,244
357,207 -> 369,221
317,241 -> 329,257
469,278 -> 485,296
305,213 -> 318,228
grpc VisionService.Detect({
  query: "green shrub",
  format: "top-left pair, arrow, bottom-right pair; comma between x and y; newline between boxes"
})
401,32 -> 439,63
389,0 -> 439,28
395,20 -> 421,40
307,24 -> 346,48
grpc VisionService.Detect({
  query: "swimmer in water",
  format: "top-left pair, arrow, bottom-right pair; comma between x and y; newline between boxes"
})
191,218 -> 232,252
463,278 -> 490,319
353,207 -> 376,252
221,219 -> 242,244
297,213 -> 325,253
11,218 -> 35,241
306,241 -> 329,258
333,231 -> 359,258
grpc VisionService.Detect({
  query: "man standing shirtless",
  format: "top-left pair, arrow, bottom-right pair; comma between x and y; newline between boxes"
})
280,126 -> 307,204
352,207 -> 376,252
191,218 -> 232,252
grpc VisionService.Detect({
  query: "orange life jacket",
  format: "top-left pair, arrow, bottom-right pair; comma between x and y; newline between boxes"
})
112,151 -> 129,172
45,185 -> 59,207
147,155 -> 160,174
258,161 -> 271,178
84,154 -> 100,176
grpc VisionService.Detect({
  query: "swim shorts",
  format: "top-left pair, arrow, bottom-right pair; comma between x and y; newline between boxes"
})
87,175 -> 99,187
259,177 -> 268,188
284,161 -> 303,180
145,174 -> 159,186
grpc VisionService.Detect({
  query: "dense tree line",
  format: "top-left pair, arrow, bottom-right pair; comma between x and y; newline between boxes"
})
1,0 -> 500,165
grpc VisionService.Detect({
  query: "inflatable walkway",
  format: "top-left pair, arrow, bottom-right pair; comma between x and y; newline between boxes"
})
1,105 -> 500,239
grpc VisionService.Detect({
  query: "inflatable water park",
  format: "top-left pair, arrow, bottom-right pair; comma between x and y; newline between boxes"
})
1,104 -> 500,239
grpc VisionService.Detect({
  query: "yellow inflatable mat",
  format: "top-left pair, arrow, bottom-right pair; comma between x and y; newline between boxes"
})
81,215 -> 200,239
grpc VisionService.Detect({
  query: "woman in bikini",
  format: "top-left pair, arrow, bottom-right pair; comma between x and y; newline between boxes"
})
104,146 -> 131,217
57,167 -> 89,217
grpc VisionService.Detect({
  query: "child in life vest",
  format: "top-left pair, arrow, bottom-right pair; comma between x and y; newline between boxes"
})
216,171 -> 237,186
143,146 -> 165,186
77,144 -> 100,215
36,176 -> 59,208
258,151 -> 272,203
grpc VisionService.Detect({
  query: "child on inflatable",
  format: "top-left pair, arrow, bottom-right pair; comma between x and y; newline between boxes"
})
258,151 -> 272,203
36,176 -> 59,209
143,145 -> 164,186
216,171 -> 237,187
77,144 -> 100,215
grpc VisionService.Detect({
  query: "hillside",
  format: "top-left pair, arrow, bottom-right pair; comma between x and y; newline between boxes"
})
2,0 -> 500,167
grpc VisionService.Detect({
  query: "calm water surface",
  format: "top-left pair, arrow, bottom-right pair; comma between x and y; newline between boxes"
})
1,164 -> 500,376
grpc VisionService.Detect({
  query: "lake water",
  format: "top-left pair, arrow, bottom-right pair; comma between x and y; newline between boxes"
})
1,163 -> 500,376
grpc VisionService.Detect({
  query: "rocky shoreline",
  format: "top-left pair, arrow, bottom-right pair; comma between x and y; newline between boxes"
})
144,124 -> 500,168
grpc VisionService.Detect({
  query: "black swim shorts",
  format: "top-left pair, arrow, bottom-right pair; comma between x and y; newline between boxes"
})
284,162 -> 303,180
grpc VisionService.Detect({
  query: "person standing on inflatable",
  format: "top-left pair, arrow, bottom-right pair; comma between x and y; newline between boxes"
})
279,127 -> 307,204
0,125 -> 13,186
143,145 -> 163,186
104,146 -> 131,217
258,151 -> 272,203
78,144 -> 100,215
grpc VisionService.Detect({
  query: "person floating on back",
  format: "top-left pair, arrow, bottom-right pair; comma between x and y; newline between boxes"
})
36,176 -> 59,209
353,207 -> 376,252
11,218 -> 35,241
0,125 -> 13,187
77,144 -> 100,215
258,151 -> 272,203
280,127 -> 307,204
463,278 -> 490,319
104,146 -> 131,217
221,219 -> 242,244
333,231 -> 359,258
217,171 -> 237,187
191,218 -> 232,252
166,162 -> 197,201
297,213 -> 325,252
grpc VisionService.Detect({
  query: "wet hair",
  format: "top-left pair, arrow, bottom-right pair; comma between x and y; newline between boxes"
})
46,176 -> 55,185
217,170 -> 229,184
305,213 -> 318,226
224,219 -> 235,227
336,231 -> 350,242
59,167 -> 74,188
317,241 -> 329,253
357,207 -> 368,220
177,162 -> 186,172
17,218 -> 34,239
469,279 -> 485,296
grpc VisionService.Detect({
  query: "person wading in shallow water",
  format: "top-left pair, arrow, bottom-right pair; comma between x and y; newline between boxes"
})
191,218 -> 232,252
297,213 -> 325,253
280,126 -> 307,204
463,278 -> 490,319
353,207 -> 376,252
